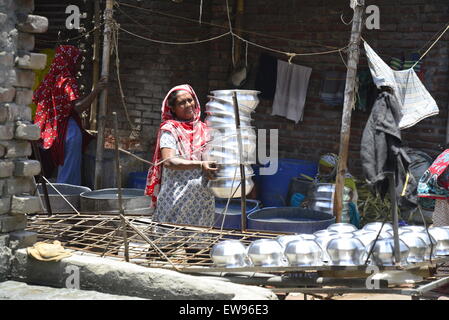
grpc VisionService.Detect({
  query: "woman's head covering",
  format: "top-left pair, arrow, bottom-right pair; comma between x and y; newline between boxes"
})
317,153 -> 356,191
145,85 -> 209,208
319,153 -> 338,169
33,45 -> 82,154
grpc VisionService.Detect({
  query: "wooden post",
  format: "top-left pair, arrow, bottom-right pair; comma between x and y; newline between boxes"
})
94,0 -> 113,190
333,0 -> 365,222
113,112 -> 129,262
89,0 -> 101,131
232,92 -> 247,232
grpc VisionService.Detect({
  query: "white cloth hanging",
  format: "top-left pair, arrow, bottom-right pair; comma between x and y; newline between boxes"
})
271,60 -> 312,123
364,41 -> 439,129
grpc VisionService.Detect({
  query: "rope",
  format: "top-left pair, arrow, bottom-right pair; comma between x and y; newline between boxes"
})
411,24 -> 449,69
116,1 -> 343,50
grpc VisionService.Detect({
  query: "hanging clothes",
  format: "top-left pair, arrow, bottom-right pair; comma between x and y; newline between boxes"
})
271,60 -> 312,123
363,41 -> 438,129
360,90 -> 417,210
389,52 -> 425,82
355,68 -> 377,112
255,53 -> 278,100
319,71 -> 345,106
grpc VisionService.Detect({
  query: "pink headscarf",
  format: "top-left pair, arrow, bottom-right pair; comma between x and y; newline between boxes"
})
144,85 -> 209,208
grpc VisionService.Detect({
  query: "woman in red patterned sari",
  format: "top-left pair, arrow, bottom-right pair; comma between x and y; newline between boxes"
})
33,45 -> 107,185
145,84 -> 217,227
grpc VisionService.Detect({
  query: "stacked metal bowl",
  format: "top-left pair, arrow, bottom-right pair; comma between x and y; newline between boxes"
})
204,90 -> 259,198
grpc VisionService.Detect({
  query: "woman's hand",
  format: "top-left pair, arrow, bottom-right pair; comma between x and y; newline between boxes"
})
95,76 -> 108,92
201,161 -> 218,180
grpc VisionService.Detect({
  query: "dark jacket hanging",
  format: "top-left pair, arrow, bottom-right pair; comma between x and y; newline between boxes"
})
360,91 -> 417,210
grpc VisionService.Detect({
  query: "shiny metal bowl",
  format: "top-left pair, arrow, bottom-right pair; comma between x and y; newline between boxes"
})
400,226 -> 426,234
410,231 -> 438,260
298,234 -> 316,241
314,229 -> 338,238
205,96 -> 254,115
326,237 -> 365,266
366,238 -> 409,266
210,89 -> 260,111
208,177 -> 255,199
213,164 -> 254,179
354,231 -> 378,247
399,232 -> 427,263
428,227 -> 449,256
275,235 -> 303,249
247,239 -> 286,267
211,240 -> 251,268
363,222 -> 393,233
327,223 -> 358,233
284,239 -> 323,266
315,232 -> 353,263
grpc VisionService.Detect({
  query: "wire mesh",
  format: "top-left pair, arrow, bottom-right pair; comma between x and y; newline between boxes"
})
26,213 -> 278,270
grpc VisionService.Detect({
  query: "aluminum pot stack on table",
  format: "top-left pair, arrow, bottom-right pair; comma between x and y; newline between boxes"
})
306,183 -> 353,223
204,90 -> 259,198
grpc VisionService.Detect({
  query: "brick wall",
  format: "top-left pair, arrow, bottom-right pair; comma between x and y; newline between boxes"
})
0,0 -> 48,280
104,0 -> 449,181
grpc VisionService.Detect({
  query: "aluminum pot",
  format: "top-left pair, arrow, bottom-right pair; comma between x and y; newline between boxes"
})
400,226 -> 426,234
276,235 -> 304,249
363,222 -> 393,233
284,239 -> 323,267
411,231 -> 438,260
205,113 -> 253,128
210,89 -> 260,111
366,238 -> 409,266
211,240 -> 251,268
428,227 -> 449,256
315,232 -> 353,263
247,239 -> 286,267
399,232 -> 428,263
326,237 -> 365,266
213,164 -> 254,179
37,183 -> 91,213
327,223 -> 358,233
208,177 -> 255,199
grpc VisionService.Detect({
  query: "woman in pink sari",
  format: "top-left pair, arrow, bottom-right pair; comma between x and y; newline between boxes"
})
145,85 -> 217,227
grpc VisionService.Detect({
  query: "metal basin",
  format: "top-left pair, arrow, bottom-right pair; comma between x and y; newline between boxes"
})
80,188 -> 152,215
327,223 -> 358,233
247,239 -> 286,267
399,232 -> 427,263
428,227 -> 449,256
284,239 -> 323,267
354,231 -> 378,247
363,222 -> 393,233
208,177 -> 254,199
211,240 -> 251,268
366,238 -> 409,266
247,207 -> 335,234
326,237 -> 365,266
38,183 -> 91,213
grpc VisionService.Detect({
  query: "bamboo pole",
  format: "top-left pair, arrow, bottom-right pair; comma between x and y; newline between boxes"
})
113,112 -> 129,262
94,0 -> 113,189
333,0 -> 365,222
89,0 -> 101,131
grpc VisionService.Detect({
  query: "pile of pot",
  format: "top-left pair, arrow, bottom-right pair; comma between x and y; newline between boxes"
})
204,90 -> 259,198
210,223 -> 449,268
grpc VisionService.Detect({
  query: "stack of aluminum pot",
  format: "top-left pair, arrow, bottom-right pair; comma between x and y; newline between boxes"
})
204,90 -> 259,198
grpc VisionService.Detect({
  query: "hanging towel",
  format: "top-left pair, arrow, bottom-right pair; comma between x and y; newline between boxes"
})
364,41 -> 438,129
319,71 -> 346,106
271,60 -> 312,123
255,53 -> 278,100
